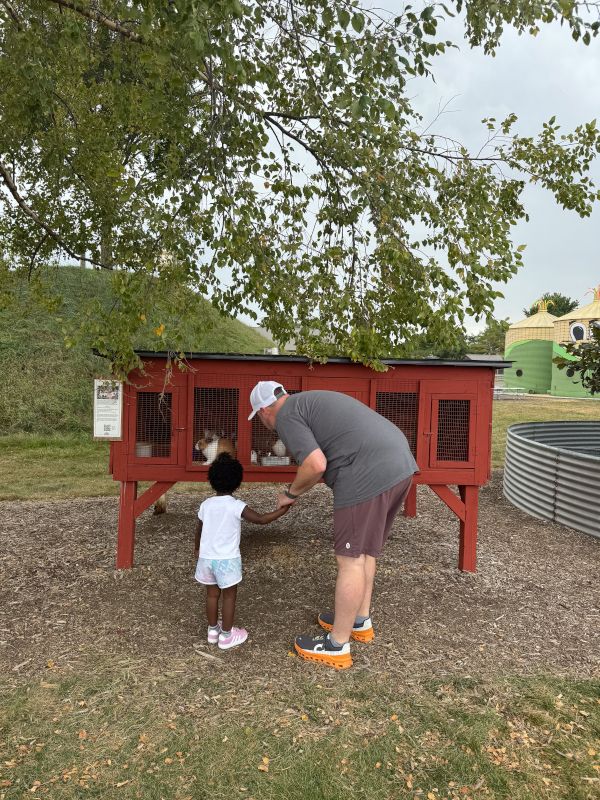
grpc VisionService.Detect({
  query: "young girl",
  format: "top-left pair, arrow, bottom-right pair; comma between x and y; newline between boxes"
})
194,452 -> 289,650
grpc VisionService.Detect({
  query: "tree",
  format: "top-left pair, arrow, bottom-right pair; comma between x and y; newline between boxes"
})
2,1 -> 600,376
467,318 -> 510,355
408,327 -> 468,360
523,292 -> 579,318
555,323 -> 600,395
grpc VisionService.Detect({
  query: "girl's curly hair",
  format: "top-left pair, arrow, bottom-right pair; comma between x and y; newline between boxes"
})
208,452 -> 243,493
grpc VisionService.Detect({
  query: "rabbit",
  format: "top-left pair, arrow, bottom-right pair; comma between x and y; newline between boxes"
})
195,431 -> 237,464
153,493 -> 167,515
272,438 -> 287,457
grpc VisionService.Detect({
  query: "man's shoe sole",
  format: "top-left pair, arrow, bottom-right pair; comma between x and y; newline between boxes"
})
317,617 -> 375,643
294,641 -> 353,670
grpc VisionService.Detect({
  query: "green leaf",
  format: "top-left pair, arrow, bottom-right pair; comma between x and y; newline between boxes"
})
338,9 -> 351,29
558,0 -> 574,16
351,13 -> 365,33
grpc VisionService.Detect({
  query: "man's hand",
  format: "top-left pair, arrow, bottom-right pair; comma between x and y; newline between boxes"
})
275,449 -> 327,510
276,493 -> 297,510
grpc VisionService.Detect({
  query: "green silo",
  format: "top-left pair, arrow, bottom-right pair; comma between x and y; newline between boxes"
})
504,302 -> 557,393
550,343 -> 593,398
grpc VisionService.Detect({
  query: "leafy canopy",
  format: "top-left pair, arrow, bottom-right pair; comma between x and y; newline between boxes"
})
523,292 -> 579,318
2,1 -> 600,375
408,316 -> 509,358
467,318 -> 510,355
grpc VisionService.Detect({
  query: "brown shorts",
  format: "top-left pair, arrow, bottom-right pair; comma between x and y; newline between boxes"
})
333,476 -> 413,558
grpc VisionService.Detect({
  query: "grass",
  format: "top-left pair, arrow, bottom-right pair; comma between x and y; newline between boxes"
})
0,434 -> 116,500
0,398 -> 597,501
0,266 -> 272,434
1,664 -> 598,799
491,397 -> 599,468
0,436 -> 208,501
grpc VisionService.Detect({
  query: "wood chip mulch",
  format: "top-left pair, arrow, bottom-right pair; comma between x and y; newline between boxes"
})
1,472 -> 598,685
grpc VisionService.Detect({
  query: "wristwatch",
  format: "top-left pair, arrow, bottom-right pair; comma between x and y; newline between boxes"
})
284,487 -> 300,500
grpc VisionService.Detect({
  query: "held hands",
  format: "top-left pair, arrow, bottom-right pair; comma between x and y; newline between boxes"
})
276,492 -> 297,510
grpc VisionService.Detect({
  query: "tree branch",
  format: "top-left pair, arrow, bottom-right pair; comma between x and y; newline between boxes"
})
405,146 -> 506,164
52,91 -> 78,127
0,159 -> 106,268
262,112 -> 328,171
0,0 -> 22,29
28,232 -> 50,277
262,110 -> 320,121
44,0 -> 144,43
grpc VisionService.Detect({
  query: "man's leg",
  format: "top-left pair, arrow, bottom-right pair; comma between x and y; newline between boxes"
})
358,554 -> 376,619
331,554 -> 369,645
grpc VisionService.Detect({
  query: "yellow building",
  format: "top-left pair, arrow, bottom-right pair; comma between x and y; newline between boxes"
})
553,286 -> 600,344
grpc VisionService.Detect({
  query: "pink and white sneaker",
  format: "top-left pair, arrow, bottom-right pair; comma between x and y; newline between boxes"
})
218,627 -> 248,650
207,624 -> 221,644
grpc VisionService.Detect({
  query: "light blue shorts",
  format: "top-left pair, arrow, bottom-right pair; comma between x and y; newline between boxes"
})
195,557 -> 242,589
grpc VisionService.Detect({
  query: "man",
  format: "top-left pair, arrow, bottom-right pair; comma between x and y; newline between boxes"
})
249,380 -> 418,670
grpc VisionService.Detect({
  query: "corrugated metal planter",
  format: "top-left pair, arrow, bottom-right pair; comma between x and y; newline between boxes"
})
503,421 -> 600,539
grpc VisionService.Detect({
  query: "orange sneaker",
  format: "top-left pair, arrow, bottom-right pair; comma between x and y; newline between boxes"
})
294,633 -> 352,670
317,611 -> 374,643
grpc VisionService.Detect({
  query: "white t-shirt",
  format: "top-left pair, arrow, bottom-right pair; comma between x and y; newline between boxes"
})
197,495 -> 247,560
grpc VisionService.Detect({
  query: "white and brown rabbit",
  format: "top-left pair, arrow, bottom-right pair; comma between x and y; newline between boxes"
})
195,431 -> 237,464
154,433 -> 236,514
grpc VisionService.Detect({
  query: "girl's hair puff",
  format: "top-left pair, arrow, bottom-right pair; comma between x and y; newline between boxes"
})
208,452 -> 243,493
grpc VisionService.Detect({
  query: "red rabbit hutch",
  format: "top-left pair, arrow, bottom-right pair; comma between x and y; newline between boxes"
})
109,353 -> 506,572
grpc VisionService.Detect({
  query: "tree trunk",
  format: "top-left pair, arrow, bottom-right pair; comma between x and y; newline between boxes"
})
100,221 -> 113,269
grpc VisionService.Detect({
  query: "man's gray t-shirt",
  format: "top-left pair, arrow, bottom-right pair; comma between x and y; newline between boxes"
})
275,390 -> 418,509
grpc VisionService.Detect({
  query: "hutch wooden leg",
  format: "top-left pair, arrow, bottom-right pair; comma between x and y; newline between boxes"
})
403,483 -> 417,517
458,485 -> 478,573
116,481 -> 137,569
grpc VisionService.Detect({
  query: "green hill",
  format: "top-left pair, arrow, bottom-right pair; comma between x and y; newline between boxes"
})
0,266 -> 272,434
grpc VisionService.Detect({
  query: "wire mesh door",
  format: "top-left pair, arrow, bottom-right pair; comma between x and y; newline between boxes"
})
133,389 -> 178,462
192,387 -> 239,465
375,390 -> 419,457
428,391 -> 477,469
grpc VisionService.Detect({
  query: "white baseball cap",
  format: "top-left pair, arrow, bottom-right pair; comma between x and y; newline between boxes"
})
248,381 -> 287,420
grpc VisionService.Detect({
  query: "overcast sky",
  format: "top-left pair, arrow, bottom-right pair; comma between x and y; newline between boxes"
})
380,2 -> 600,330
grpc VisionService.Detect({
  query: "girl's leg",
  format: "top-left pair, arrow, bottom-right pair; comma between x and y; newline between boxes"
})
206,584 -> 221,627
221,584 -> 238,632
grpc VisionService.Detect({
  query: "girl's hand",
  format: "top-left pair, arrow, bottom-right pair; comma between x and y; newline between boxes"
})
276,492 -> 296,510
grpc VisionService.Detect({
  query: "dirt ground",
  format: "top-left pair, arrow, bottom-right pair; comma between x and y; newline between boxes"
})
1,472 -> 599,684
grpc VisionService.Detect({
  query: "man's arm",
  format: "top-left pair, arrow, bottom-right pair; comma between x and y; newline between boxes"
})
194,519 -> 202,559
277,448 -> 327,508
